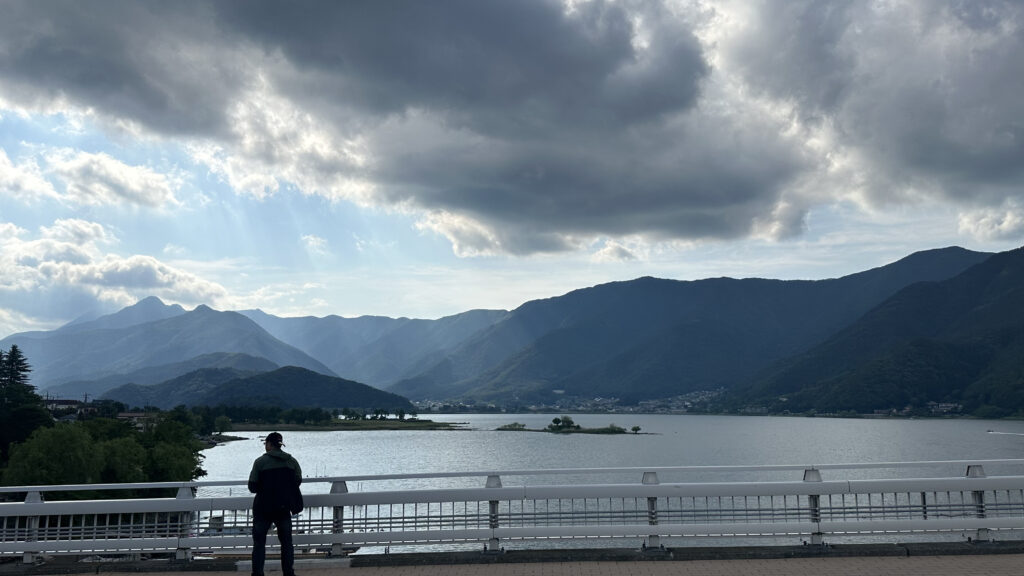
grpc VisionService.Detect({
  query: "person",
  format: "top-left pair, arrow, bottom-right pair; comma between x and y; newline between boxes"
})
248,432 -> 303,576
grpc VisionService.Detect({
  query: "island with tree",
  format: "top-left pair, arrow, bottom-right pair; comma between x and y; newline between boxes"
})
497,416 -> 642,435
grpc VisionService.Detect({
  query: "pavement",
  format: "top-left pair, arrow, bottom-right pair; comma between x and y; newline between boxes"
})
321,555 -> 1024,575
10,544 -> 1024,576
68,554 -> 1024,576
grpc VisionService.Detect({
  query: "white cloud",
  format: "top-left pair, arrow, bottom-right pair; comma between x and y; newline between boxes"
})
41,218 -> 115,244
0,222 -> 27,239
45,149 -> 180,208
592,239 -> 640,263
0,219 -> 228,331
301,234 -> 330,256
0,148 -> 58,202
958,202 -> 1024,241
0,306 -> 53,340
188,79 -> 373,203
163,243 -> 188,256
415,211 -> 502,257
352,233 -> 395,254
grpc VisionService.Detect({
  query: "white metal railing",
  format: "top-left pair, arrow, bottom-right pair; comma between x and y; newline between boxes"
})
3,460 -> 1024,563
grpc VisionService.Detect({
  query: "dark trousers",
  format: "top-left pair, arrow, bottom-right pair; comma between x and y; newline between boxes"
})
252,507 -> 294,576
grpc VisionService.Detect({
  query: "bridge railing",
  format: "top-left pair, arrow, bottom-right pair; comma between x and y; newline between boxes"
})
3,460 -> 1024,563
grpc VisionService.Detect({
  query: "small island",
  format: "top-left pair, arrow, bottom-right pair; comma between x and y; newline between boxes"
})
498,416 -> 641,435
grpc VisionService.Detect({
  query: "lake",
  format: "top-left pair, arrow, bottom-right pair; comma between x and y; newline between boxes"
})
200,413 -> 1024,495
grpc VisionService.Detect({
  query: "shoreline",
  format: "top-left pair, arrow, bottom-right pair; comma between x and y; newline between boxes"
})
223,419 -> 464,433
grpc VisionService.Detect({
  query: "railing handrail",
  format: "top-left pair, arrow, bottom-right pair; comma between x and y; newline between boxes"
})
4,460 -> 1024,560
4,459 -> 1024,494
6,475 -> 1024,515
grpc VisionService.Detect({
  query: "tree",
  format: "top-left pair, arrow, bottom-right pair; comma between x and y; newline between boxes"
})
137,418 -> 207,481
631,426 -> 642,434
215,415 -> 232,434
146,442 -> 205,482
1,345 -> 35,408
3,425 -> 103,487
99,437 -> 148,484
0,346 -> 50,464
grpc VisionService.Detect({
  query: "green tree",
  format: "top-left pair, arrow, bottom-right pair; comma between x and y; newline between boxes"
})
214,415 -> 232,434
3,424 -> 102,486
138,418 -> 207,481
0,346 -> 51,463
631,426 -> 642,434
82,418 -> 136,442
99,437 -> 148,484
146,442 -> 204,482
1,345 -> 32,394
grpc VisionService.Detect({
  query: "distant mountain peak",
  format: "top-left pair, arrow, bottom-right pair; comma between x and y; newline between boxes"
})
55,295 -> 186,334
135,295 -> 167,306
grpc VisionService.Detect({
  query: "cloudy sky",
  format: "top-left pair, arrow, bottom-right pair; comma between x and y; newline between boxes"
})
2,0 -> 1023,338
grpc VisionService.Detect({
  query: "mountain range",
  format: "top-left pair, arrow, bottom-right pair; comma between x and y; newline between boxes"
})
386,246 -> 992,404
102,365 -> 414,412
735,246 -> 1024,417
5,245 -> 1022,414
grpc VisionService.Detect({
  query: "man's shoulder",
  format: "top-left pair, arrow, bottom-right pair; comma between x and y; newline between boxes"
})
251,453 -> 279,471
256,450 -> 300,469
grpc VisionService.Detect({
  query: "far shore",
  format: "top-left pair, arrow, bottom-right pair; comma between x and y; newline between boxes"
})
223,418 -> 465,433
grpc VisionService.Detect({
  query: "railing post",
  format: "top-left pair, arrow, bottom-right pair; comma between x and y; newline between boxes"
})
22,491 -> 42,565
485,475 -> 502,553
642,471 -> 660,550
330,481 -> 349,556
175,485 -> 195,561
966,465 -> 989,541
804,468 -> 823,545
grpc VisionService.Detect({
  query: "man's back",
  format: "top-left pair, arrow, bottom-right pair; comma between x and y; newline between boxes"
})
249,448 -> 303,515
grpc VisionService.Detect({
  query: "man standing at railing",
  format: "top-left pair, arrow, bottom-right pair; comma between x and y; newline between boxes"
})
248,432 -> 303,576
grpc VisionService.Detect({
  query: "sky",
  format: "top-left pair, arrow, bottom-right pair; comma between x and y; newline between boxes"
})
2,0 -> 1023,338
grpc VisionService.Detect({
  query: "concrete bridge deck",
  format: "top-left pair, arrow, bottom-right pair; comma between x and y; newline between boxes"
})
9,545 -> 1024,576
297,555 -> 1024,576
53,554 -> 1024,576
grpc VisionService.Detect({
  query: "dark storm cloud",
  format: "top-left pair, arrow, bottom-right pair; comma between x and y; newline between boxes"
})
2,0 -> 1022,254
728,0 -> 1024,204
213,0 -> 760,251
372,111 -> 810,254
0,1 -> 243,136
213,0 -> 705,133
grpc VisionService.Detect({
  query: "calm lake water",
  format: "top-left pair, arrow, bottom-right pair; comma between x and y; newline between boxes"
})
200,413 -> 1024,495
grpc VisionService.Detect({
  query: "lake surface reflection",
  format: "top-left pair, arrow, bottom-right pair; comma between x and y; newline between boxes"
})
200,414 -> 1024,495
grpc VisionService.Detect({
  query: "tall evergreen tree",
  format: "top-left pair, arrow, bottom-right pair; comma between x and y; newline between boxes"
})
1,345 -> 35,407
0,345 -> 51,464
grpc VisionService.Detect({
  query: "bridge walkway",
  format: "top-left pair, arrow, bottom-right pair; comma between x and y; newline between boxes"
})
130,554 -> 1024,576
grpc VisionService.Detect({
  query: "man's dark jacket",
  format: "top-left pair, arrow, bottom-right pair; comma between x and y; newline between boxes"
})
248,449 -> 303,517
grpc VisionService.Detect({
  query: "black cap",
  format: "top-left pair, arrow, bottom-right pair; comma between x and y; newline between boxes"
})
265,432 -> 284,447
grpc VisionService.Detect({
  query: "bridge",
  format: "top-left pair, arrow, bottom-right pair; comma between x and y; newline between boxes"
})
4,460 -> 1024,573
